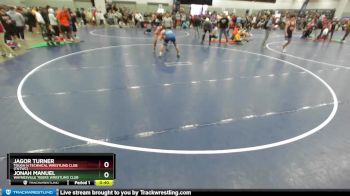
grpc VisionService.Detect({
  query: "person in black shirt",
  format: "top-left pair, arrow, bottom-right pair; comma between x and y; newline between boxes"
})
81,8 -> 87,25
262,15 -> 274,47
193,15 -> 201,37
0,10 -> 16,43
341,20 -> 350,43
218,14 -> 229,44
25,8 -> 36,32
41,6 -> 50,28
201,18 -> 212,45
70,11 -> 78,39
76,8 -> 82,26
327,18 -> 337,41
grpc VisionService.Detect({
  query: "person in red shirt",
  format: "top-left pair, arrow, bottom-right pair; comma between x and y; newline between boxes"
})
0,21 -> 15,58
231,15 -> 236,27
92,7 -> 97,25
56,7 -> 71,40
317,15 -> 328,40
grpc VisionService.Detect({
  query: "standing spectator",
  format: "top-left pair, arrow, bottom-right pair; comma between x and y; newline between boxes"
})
210,12 -> 217,24
162,13 -> 173,29
236,15 -> 241,26
218,14 -> 229,44
91,7 -> 97,25
193,15 -> 201,37
15,7 -> 26,40
70,11 -> 78,39
245,15 -> 252,31
301,17 -> 315,39
135,12 -> 144,28
327,18 -> 337,41
175,11 -> 180,28
25,8 -> 36,32
262,15 -> 274,47
40,6 -> 50,26
156,13 -> 162,26
57,7 -> 71,40
0,20 -> 15,58
341,20 -> 350,43
1,8 -> 17,47
181,13 -> 186,28
201,18 -> 213,45
7,6 -> 25,42
96,11 -> 105,25
106,10 -> 114,25
151,13 -> 156,26
81,8 -> 87,26
252,15 -> 257,28
33,8 -> 46,33
301,17 -> 307,29
317,15 -> 328,40
231,15 -> 236,27
75,8 -> 82,27
122,11 -> 128,26
48,8 -> 59,36
115,9 -> 122,25
85,9 -> 92,24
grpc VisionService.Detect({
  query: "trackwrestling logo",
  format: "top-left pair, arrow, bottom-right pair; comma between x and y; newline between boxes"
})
2,188 -> 57,196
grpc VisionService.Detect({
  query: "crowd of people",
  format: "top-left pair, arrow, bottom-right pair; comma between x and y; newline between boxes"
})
98,6 -> 350,54
1,2 -> 350,59
0,4 -> 90,57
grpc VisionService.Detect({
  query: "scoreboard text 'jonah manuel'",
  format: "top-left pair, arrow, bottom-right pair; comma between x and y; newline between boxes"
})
14,171 -> 55,175
7,153 -> 116,186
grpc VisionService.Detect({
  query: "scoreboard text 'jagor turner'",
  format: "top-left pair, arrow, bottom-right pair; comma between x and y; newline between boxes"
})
14,159 -> 55,163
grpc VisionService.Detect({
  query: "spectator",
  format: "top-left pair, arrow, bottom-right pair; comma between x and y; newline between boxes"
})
175,11 -> 180,28
81,8 -> 87,25
201,18 -> 213,45
135,12 -> 144,28
25,8 -> 36,32
193,15 -> 201,37
33,8 -> 46,33
162,13 -> 173,29
262,15 -> 274,47
76,8 -> 82,26
48,8 -> 59,36
15,7 -> 25,40
7,6 -> 25,42
1,7 -> 17,47
70,11 -> 78,38
0,20 -> 15,58
341,20 -> 350,43
218,14 -> 229,44
181,13 -> 186,27
56,7 -> 71,40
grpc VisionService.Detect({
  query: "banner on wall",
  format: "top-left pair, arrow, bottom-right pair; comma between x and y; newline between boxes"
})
157,4 -> 165,14
94,0 -> 106,14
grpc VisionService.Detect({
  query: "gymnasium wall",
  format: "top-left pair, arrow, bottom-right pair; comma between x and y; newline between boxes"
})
344,0 -> 350,16
1,0 -> 350,17
1,0 -> 92,9
1,0 -> 24,6
25,0 -> 75,8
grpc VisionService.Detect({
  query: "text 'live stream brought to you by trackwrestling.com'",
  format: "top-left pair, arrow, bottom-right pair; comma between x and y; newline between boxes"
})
1,189 -> 193,196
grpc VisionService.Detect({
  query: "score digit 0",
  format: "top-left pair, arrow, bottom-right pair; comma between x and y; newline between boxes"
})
104,172 -> 109,178
104,161 -> 109,168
